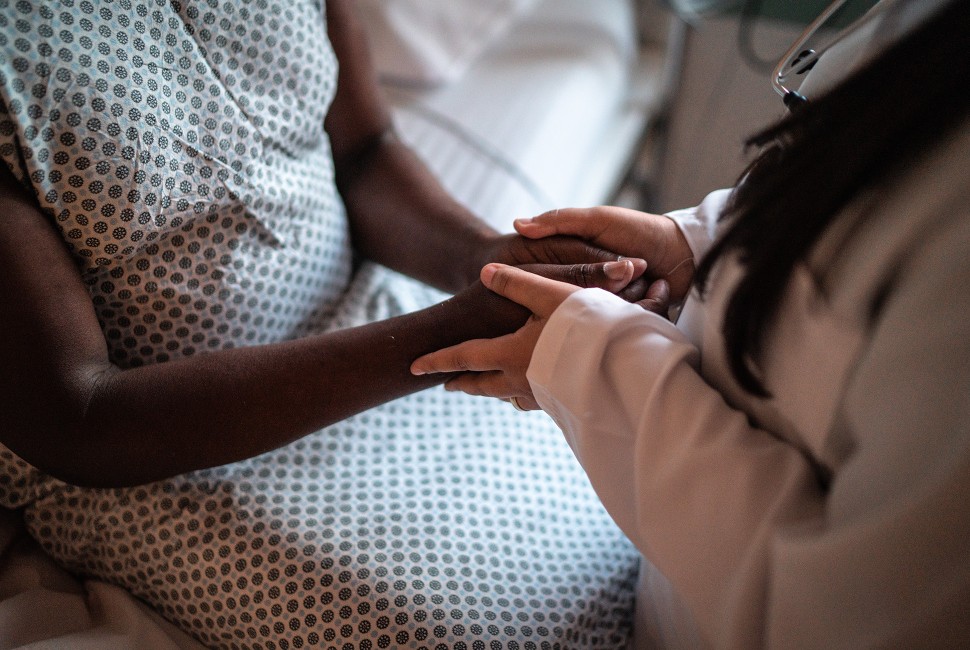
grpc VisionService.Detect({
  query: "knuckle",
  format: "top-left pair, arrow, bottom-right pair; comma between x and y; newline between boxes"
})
540,239 -> 561,264
563,265 -> 578,284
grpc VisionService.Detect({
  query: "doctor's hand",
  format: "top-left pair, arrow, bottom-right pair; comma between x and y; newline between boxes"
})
412,263 -> 671,411
514,207 -> 696,304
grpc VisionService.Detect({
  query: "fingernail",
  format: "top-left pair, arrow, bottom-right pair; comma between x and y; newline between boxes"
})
480,263 -> 498,285
617,255 -> 646,265
514,217 -> 534,226
603,260 -> 631,280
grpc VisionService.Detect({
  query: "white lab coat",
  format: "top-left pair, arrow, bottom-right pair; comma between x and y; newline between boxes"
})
527,1 -> 970,647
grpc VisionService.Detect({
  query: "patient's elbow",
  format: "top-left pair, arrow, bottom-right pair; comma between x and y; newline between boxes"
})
0,365 -> 141,488
0,420 -> 165,489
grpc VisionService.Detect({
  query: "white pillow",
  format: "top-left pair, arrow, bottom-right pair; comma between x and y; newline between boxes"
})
358,0 -> 541,87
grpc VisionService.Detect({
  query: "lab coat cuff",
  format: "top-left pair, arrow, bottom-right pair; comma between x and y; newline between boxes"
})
527,288 -> 682,416
664,188 -> 733,264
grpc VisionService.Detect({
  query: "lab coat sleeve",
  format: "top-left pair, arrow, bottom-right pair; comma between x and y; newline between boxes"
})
526,215 -> 970,648
664,188 -> 731,264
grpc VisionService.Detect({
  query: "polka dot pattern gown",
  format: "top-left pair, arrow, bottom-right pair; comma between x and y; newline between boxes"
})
0,1 -> 638,648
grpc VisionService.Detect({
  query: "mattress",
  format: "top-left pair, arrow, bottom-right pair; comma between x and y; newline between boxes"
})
386,0 -> 670,232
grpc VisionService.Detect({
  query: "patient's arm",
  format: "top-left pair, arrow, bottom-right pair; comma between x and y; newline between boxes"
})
0,168 -> 639,488
323,0 -> 624,294
0,170 -> 480,486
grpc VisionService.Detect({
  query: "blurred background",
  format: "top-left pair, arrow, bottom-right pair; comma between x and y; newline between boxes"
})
359,0 -> 871,229
650,0 -> 873,211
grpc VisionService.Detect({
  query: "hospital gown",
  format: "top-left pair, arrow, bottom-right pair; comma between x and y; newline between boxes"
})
0,1 -> 638,647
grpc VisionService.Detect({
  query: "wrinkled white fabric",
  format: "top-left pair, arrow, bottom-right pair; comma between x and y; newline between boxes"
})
358,0 -> 540,86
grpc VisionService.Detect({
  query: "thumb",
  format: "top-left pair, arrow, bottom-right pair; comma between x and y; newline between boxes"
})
514,208 -> 602,240
481,263 -> 579,318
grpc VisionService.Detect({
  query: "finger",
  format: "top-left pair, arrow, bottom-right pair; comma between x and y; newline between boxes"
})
514,206 -> 644,240
411,336 -> 512,376
442,371 -> 504,397
520,259 -> 647,293
442,371 -> 530,400
510,395 -> 541,411
616,276 -> 651,303
480,264 -> 579,318
636,279 -> 671,316
525,234 -> 622,266
514,208 -> 604,239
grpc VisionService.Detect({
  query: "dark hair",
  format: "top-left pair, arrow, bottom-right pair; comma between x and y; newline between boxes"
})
694,0 -> 970,396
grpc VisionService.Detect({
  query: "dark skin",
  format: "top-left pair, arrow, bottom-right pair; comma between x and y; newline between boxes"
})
0,0 -> 640,488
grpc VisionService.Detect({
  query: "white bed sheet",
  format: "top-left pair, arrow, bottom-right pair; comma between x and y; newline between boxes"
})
0,509 -> 206,650
359,0 -> 542,86
386,0 -> 668,232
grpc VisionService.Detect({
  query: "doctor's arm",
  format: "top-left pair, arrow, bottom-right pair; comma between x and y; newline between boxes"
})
415,215 -> 970,647
0,166 -> 632,489
525,217 -> 970,647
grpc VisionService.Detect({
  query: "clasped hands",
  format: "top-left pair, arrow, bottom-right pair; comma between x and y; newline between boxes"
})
412,207 -> 695,411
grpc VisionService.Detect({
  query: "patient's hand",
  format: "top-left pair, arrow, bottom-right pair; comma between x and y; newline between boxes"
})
476,231 -> 655,303
514,207 -> 696,304
412,263 -> 670,411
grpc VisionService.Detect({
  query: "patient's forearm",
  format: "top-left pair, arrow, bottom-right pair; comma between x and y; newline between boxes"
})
8,286 -> 522,489
323,0 -> 496,295
339,134 -> 497,294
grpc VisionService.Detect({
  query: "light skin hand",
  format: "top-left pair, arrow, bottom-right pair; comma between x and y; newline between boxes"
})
411,263 -> 671,411
514,207 -> 696,304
